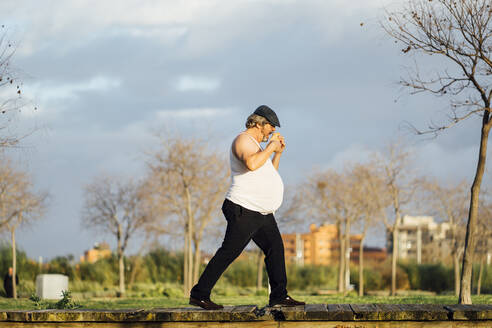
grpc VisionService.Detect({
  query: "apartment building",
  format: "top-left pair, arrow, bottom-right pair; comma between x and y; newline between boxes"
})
79,242 -> 112,263
386,215 -> 452,264
283,223 -> 386,265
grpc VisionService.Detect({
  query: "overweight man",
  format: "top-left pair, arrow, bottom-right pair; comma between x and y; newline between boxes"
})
189,105 -> 305,310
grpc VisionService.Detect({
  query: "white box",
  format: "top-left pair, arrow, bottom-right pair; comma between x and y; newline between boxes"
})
36,274 -> 69,300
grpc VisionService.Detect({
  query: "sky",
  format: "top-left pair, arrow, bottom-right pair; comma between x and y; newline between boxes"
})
0,0 -> 487,261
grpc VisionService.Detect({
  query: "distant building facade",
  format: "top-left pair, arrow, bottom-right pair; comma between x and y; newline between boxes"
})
283,223 -> 387,265
80,242 -> 112,263
386,215 -> 452,264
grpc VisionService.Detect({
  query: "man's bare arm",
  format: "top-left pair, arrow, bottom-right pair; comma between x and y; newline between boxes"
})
270,133 -> 285,170
272,152 -> 281,170
233,134 -> 282,171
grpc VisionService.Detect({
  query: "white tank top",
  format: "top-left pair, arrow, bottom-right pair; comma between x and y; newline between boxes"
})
225,133 -> 284,215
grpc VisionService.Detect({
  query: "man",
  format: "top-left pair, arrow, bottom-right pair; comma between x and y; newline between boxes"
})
3,267 -> 18,298
189,105 -> 305,310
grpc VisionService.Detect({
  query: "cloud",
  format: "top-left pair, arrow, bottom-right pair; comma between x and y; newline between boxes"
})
27,76 -> 121,102
20,76 -> 121,118
175,76 -> 221,92
4,0 -> 397,57
110,26 -> 188,43
325,143 -> 375,170
156,107 -> 232,119
413,141 -> 478,183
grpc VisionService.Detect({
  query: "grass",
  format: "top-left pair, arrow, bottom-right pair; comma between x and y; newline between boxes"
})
0,293 -> 491,310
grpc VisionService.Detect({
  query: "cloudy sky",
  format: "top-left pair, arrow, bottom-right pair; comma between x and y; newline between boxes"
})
0,0 -> 486,260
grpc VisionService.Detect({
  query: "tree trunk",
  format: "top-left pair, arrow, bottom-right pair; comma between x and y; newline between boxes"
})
118,251 -> 125,296
452,223 -> 460,297
359,236 -> 364,297
477,255 -> 484,296
256,248 -> 264,291
184,187 -> 194,296
338,236 -> 345,294
336,220 -> 344,293
183,227 -> 189,295
391,227 -> 398,296
187,227 -> 193,294
117,224 -> 125,297
11,228 -> 17,299
344,218 -> 351,295
454,251 -> 461,297
459,119 -> 490,304
193,240 -> 201,285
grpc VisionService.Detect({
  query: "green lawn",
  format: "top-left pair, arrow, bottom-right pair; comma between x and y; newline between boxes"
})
0,294 -> 490,310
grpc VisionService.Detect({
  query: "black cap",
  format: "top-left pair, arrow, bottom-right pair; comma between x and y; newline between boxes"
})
253,105 -> 281,127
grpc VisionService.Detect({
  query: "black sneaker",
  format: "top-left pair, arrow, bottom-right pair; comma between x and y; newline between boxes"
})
269,295 -> 305,307
189,296 -> 224,310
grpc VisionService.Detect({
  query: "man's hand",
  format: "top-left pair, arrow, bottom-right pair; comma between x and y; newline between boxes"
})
270,133 -> 286,153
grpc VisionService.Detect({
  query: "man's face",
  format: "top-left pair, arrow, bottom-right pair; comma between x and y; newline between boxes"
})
260,123 -> 276,142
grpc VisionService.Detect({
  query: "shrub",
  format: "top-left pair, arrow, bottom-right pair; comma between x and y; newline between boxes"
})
380,263 -> 410,290
286,264 -> 338,290
222,260 -> 257,287
399,262 -> 453,293
0,244 -> 40,284
77,259 -> 117,285
419,264 -> 453,293
350,267 -> 384,292
144,249 -> 183,283
473,263 -> 492,294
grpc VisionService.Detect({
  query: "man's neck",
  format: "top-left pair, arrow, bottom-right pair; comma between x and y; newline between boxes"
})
244,128 -> 263,143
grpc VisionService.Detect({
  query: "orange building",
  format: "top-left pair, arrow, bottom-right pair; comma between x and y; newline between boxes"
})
80,242 -> 112,263
283,224 -> 386,265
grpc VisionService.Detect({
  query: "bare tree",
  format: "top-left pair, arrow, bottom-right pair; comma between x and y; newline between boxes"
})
383,0 -> 492,303
368,143 -> 418,296
351,164 -> 383,296
0,26 -> 35,148
295,167 -> 366,295
145,136 -> 229,295
0,158 -> 47,298
421,179 -> 468,296
304,169 -> 348,293
81,176 -> 151,296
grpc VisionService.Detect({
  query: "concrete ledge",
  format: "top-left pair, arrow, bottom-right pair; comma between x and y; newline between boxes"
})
0,304 -> 491,327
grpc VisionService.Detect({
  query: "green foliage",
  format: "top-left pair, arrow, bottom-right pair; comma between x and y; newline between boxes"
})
0,244 -> 40,283
4,243 -> 490,298
473,263 -> 492,294
380,263 -> 410,290
69,280 -> 105,292
144,249 -> 183,283
76,256 -> 118,285
17,280 -> 36,298
161,284 -> 183,298
127,282 -> 183,298
29,290 -> 81,310
419,264 -> 453,293
399,263 -> 453,293
28,294 -> 42,309
286,264 -> 338,290
350,267 -> 384,292
55,290 -> 80,309
46,256 -> 76,279
222,260 -> 257,286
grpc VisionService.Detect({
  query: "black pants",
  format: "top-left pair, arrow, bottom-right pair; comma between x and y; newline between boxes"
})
190,199 -> 288,303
